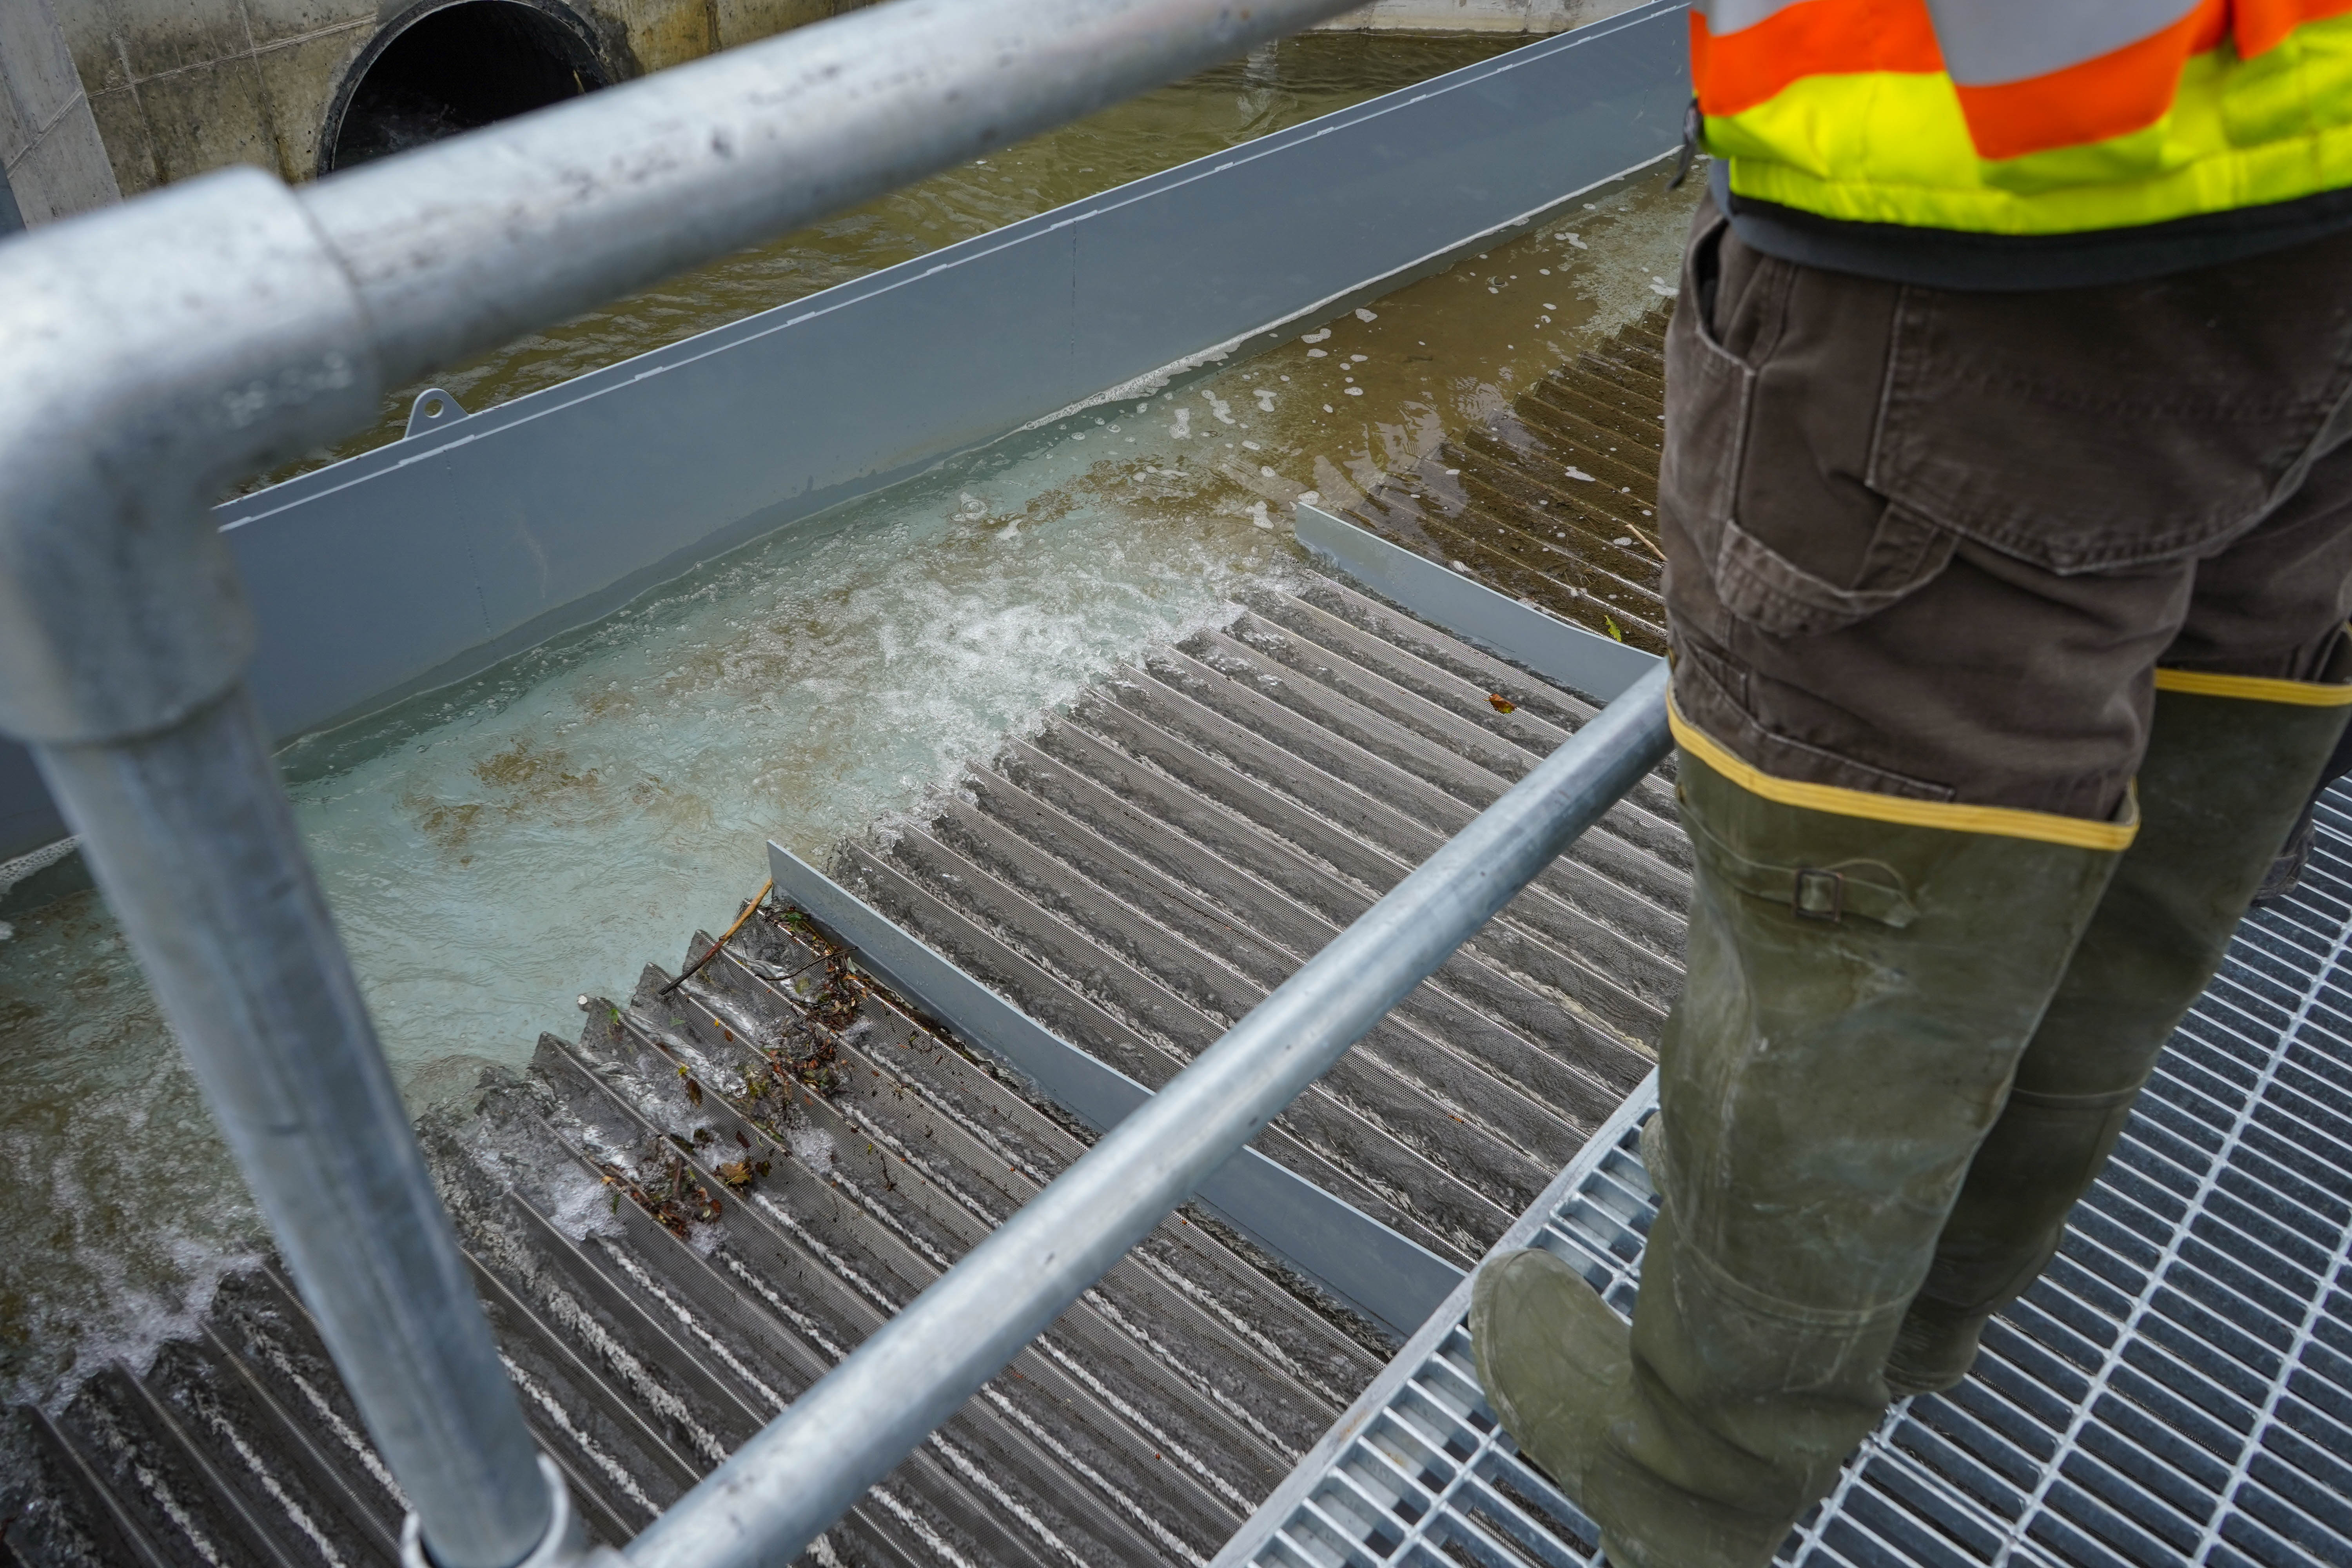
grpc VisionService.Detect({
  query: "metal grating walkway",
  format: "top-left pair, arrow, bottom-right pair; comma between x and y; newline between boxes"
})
1220,788 -> 2352,1568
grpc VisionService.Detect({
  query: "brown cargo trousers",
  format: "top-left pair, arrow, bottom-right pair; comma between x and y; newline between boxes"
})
1633,189 -> 2352,1548
1666,192 -> 2352,816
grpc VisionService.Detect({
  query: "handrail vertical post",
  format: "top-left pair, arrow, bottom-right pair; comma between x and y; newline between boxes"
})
0,167 -> 563,1568
33,698 -> 562,1568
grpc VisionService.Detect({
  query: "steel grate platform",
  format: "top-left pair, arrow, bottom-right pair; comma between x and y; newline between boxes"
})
1218,788 -> 2352,1568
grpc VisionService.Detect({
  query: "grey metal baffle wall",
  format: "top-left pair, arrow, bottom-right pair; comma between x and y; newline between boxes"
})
0,4 -> 1691,1567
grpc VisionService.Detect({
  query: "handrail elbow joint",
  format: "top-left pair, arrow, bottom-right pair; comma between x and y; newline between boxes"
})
0,165 -> 385,748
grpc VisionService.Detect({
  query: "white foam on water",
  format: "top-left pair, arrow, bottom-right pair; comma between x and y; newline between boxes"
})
544,1160 -> 624,1243
0,408 -> 1288,1409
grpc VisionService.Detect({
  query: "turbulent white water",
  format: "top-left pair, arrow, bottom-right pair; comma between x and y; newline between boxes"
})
289,431 -> 1303,1094
0,89 -> 1699,1405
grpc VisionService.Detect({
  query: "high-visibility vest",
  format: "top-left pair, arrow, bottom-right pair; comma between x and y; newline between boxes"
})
1695,0 -> 2352,235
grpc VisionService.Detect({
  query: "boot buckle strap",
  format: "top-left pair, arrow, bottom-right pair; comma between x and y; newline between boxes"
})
1681,810 -> 1920,927
1792,867 -> 1844,922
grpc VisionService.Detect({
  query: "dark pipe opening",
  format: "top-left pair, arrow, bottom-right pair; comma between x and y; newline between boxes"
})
329,1 -> 608,172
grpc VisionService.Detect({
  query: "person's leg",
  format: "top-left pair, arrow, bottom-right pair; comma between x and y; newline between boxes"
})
1473,198 -> 2352,1568
1475,743 -> 2127,1565
2251,460 -> 2352,905
1475,201 -> 2154,1567
1890,441 -> 2352,1394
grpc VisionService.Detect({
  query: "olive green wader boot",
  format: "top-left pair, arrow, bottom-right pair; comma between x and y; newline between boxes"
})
1887,662 -> 2352,1394
1473,710 -> 2128,1568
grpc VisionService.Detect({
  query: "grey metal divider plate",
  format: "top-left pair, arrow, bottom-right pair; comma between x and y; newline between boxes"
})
1294,504 -> 1658,703
1218,788 -> 2352,1568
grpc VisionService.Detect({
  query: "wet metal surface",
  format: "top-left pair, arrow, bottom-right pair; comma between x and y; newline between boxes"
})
833,565 -> 1682,1274
1293,503 -> 1658,702
1332,299 -> 1673,656
766,844 -> 1467,1338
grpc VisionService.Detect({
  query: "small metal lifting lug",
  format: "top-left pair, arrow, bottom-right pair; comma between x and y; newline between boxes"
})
405,387 -> 469,440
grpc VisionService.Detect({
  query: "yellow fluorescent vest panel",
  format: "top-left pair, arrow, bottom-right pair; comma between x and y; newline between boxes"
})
1709,14 -> 2352,234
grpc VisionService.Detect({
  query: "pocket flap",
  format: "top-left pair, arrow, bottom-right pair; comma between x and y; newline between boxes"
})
1715,507 -> 1957,639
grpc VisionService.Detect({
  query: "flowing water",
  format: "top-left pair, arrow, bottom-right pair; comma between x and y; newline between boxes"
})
0,31 -> 1702,1411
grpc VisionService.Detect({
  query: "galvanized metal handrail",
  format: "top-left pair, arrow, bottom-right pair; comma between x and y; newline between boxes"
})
0,3 -> 1671,1566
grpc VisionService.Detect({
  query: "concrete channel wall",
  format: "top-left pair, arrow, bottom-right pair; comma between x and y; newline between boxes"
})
0,0 -> 118,228
19,0 -> 1639,204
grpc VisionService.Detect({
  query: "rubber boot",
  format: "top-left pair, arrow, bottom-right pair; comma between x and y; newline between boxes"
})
1474,708 -> 2125,1568
2250,808 -> 2316,906
1888,663 -> 2352,1395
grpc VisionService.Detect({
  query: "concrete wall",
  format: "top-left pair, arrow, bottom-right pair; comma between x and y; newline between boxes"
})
50,0 -> 867,198
0,0 -> 120,226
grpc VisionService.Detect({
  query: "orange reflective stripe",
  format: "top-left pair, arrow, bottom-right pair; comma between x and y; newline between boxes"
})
2239,0 -> 2352,58
1951,1 -> 2226,160
1690,0 -> 1940,120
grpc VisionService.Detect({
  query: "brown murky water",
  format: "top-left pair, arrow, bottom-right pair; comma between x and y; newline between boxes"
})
2,31 -> 1700,1412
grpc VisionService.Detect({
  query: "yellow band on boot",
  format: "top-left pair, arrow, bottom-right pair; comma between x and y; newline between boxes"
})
1668,697 -> 2140,853
2152,669 -> 2352,707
